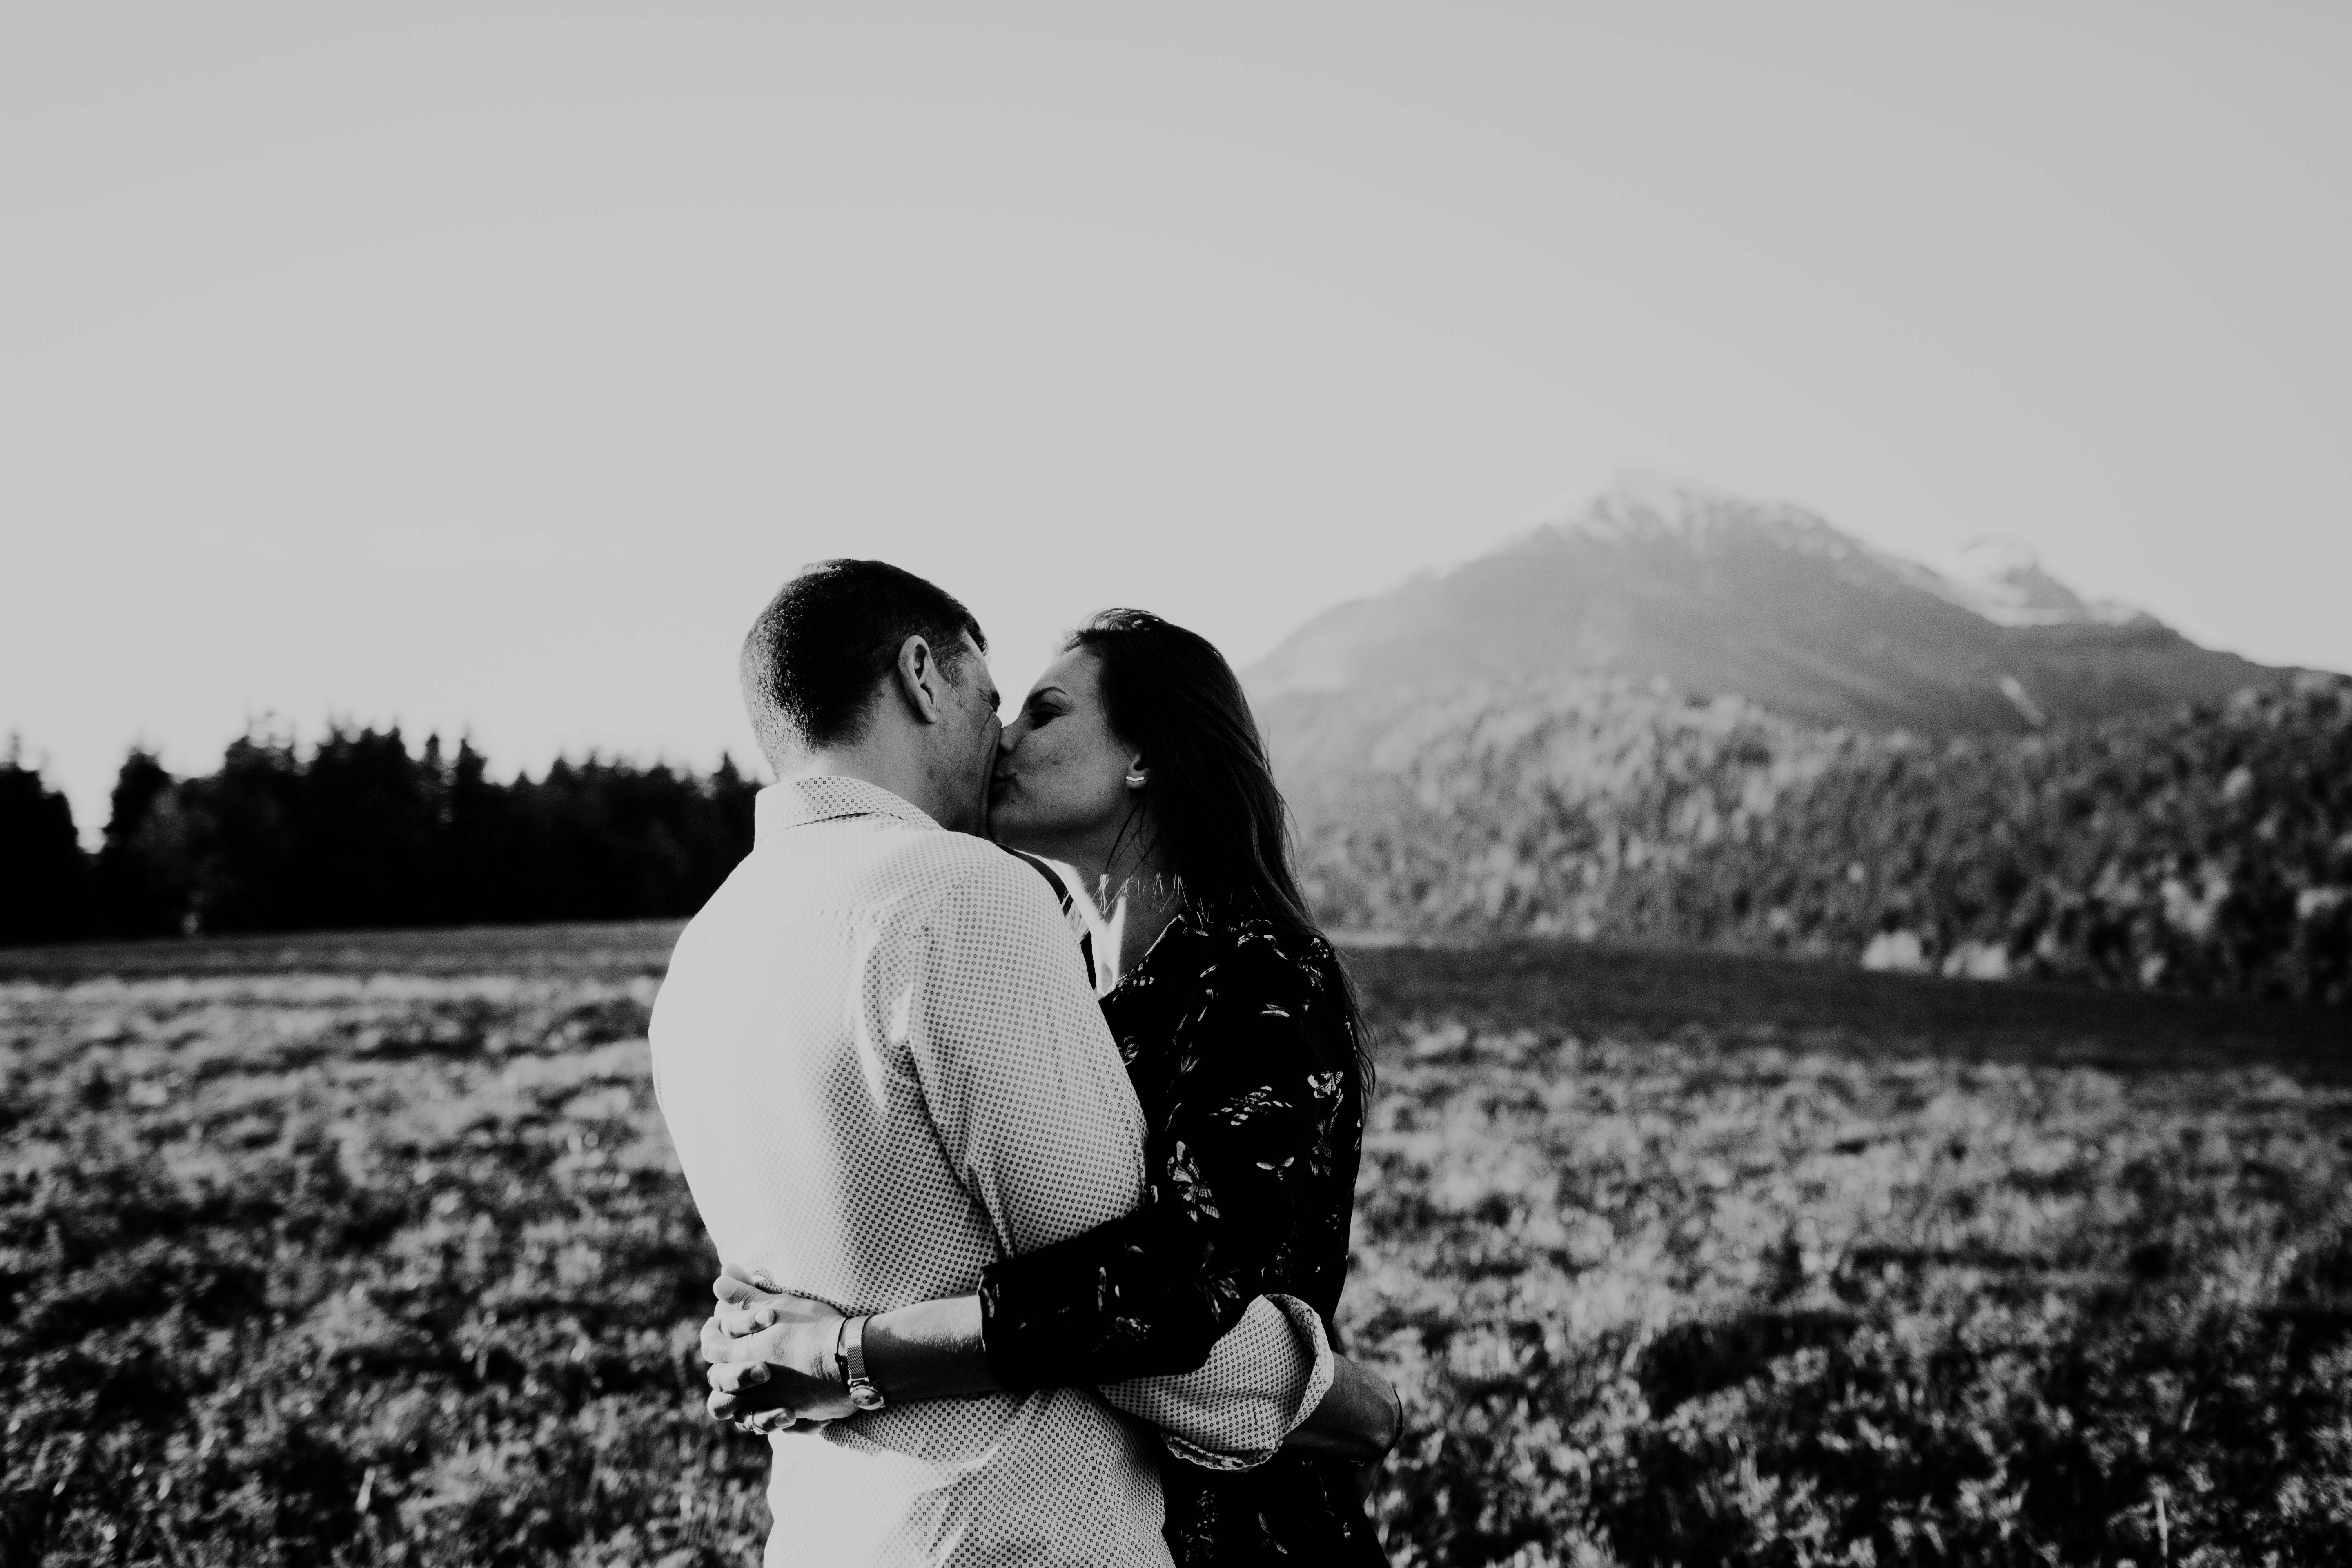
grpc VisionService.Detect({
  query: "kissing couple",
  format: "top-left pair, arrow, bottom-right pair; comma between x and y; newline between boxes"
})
653,559 -> 1401,1566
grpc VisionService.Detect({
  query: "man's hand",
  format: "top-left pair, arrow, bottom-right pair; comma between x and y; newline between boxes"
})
1282,1354 -> 1403,1463
701,1264 -> 860,1429
1287,1355 -> 1402,1508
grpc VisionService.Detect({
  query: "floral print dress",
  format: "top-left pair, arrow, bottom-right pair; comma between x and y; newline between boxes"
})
978,905 -> 1386,1566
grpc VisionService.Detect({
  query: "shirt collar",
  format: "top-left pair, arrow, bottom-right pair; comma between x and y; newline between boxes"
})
755,775 -> 941,842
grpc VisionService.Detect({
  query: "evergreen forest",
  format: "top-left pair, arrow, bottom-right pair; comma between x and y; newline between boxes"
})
0,731 -> 756,947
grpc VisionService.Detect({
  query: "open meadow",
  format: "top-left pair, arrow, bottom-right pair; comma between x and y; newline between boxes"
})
4,927 -> 2350,1567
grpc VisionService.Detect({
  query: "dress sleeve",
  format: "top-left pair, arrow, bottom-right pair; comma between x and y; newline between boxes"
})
976,930 -> 1356,1388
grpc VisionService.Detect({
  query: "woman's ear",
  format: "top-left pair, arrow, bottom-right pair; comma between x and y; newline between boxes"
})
1123,755 -> 1148,789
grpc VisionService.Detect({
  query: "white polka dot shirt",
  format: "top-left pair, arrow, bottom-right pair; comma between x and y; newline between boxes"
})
651,777 -> 1330,1568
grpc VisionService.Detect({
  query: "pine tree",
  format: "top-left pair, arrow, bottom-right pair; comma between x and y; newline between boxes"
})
0,744 -> 90,945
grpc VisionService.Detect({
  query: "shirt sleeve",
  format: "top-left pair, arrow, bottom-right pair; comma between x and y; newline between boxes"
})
902,852 -> 1147,1257
977,930 -> 1357,1387
1100,1292 -> 1334,1471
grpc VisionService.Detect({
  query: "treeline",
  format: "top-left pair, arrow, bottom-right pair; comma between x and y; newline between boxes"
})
0,729 -> 757,946
1284,674 -> 2352,1005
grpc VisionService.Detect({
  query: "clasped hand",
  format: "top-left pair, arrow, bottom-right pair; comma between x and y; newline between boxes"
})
700,1263 -> 859,1433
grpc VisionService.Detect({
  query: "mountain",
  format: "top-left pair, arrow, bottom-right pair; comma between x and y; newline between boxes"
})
1250,478 -> 2348,1003
1249,475 -> 2277,735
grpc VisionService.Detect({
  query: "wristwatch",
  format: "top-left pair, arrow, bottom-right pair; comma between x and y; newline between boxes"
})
833,1314 -> 885,1412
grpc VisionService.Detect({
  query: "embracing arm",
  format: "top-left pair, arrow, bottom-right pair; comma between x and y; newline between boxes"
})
705,1268 -> 1400,1462
977,931 -> 1357,1387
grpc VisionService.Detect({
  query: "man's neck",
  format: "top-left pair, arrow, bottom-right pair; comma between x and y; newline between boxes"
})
783,739 -> 959,831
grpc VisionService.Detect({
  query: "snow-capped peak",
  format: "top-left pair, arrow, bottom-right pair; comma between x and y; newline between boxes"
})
1539,479 -> 2152,630
1541,470 -> 1846,555
1926,538 -> 2149,628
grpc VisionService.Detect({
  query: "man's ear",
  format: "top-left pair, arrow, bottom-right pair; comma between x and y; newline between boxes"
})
893,634 -> 947,725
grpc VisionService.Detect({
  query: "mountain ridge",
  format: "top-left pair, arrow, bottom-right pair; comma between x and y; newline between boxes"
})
1247,477 -> 2281,735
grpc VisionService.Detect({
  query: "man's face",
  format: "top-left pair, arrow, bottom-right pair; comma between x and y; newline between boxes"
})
934,631 -> 1002,834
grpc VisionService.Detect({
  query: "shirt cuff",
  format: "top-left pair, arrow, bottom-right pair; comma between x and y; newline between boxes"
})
1098,1293 -> 1336,1473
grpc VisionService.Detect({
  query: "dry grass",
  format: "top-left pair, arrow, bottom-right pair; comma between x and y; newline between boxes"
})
1357,1020 -> 2352,1565
4,937 -> 2350,1566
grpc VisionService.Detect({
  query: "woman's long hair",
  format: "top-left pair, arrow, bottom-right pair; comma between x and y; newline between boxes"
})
1068,608 -> 1373,1091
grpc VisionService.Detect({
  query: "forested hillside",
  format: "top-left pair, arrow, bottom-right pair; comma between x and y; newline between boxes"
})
1283,674 -> 2352,1004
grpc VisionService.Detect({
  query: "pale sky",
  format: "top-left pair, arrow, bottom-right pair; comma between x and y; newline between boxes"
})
5,4 -> 2347,837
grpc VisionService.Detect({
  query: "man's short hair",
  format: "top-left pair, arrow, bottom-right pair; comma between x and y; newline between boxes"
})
740,560 -> 987,758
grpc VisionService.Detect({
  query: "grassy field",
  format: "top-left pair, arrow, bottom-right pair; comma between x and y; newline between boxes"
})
3,927 -> 2350,1566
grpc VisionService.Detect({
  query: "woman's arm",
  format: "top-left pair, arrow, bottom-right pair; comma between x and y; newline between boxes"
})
976,938 -> 1357,1389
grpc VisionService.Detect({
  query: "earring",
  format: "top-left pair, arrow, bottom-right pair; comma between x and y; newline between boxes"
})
1124,773 -> 1146,787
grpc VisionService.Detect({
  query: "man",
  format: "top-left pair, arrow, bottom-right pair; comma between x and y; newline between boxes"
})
650,561 -> 1333,1566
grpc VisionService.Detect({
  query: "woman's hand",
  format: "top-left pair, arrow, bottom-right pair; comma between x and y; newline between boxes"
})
701,1264 -> 859,1430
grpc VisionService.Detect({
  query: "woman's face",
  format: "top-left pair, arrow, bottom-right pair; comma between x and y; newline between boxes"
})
988,647 -> 1138,858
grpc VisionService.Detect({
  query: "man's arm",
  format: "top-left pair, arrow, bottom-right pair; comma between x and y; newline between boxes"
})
899,852 -> 1151,1257
705,1271 -> 1401,1463
1098,1293 -> 1331,1470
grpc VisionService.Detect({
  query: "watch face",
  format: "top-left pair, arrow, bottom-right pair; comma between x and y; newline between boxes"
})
848,1383 -> 885,1411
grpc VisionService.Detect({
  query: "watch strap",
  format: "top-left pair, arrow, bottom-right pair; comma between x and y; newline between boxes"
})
838,1314 -> 884,1411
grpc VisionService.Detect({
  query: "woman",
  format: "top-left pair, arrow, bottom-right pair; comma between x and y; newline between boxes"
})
707,609 -> 1393,1565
